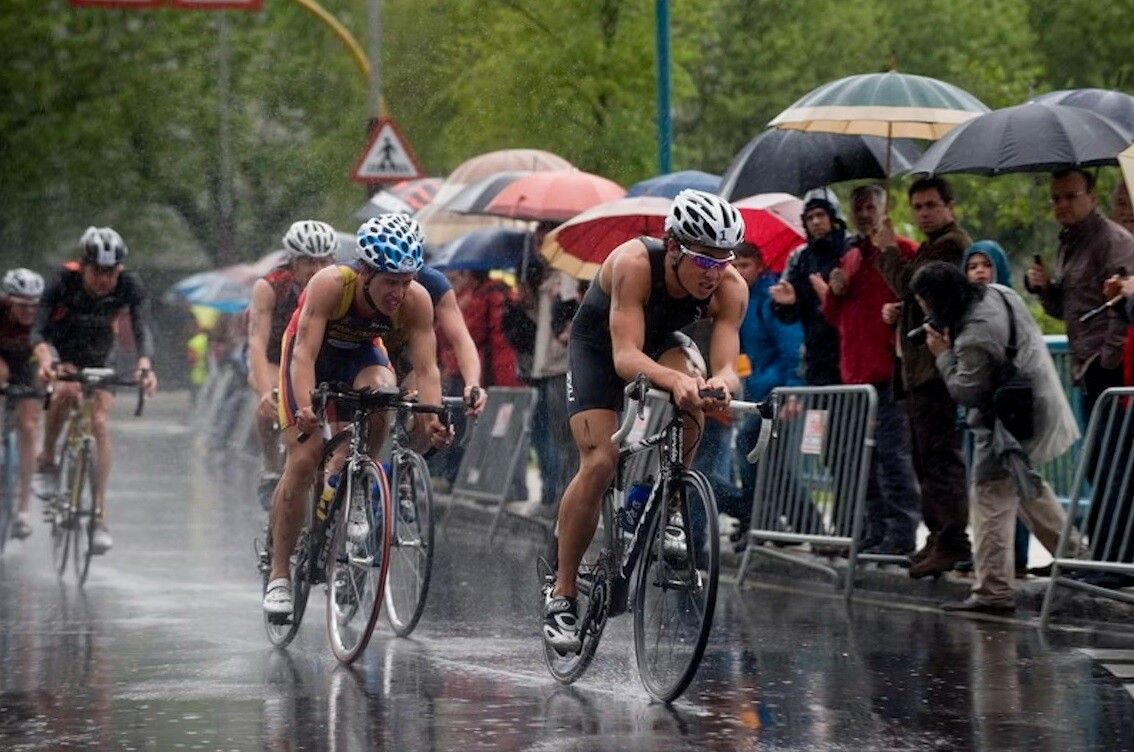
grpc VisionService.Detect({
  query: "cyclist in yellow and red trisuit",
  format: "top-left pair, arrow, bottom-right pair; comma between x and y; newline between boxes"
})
31,227 -> 158,555
246,220 -> 337,510
263,214 -> 452,618
0,268 -> 47,541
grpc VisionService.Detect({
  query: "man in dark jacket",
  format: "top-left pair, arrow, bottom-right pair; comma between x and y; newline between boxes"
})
769,194 -> 847,386
876,177 -> 972,577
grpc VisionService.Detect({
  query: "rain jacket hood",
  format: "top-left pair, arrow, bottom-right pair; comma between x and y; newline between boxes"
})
963,240 -> 1013,287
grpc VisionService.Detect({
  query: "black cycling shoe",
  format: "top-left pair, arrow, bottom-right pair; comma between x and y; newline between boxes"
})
542,594 -> 581,655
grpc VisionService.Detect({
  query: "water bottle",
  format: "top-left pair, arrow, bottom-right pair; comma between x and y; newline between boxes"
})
316,472 -> 340,522
621,481 -> 652,532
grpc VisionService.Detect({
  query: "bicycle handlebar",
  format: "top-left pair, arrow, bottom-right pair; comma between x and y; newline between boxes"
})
612,375 -> 775,463
50,367 -> 148,417
297,383 -> 475,443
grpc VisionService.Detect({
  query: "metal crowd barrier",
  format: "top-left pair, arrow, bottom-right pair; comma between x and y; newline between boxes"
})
737,385 -> 878,598
450,386 -> 537,542
1041,387 -> 1134,627
1039,336 -> 1081,504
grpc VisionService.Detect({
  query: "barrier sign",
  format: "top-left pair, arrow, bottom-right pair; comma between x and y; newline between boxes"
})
800,409 -> 828,455
352,118 -> 424,184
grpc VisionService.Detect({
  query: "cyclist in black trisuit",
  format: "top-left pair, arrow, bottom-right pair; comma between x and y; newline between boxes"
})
30,227 -> 157,555
543,190 -> 749,653
0,268 -> 46,541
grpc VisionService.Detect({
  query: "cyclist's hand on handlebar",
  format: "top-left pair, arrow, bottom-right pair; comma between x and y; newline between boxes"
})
37,360 -> 57,387
423,414 -> 454,449
136,367 -> 158,395
257,390 -> 278,420
294,405 -> 319,436
464,384 -> 486,417
669,372 -> 705,412
701,376 -> 732,412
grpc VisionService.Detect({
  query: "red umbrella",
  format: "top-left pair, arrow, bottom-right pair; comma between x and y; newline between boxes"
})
539,197 -> 670,280
732,193 -> 805,273
480,170 -> 625,223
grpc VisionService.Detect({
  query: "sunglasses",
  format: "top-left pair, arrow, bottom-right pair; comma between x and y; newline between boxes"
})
679,244 -> 735,271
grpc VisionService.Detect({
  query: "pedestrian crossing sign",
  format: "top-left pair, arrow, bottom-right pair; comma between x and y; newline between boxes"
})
352,118 -> 424,184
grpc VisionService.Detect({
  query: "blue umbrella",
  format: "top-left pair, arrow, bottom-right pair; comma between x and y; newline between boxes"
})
432,228 -> 530,271
626,170 -> 721,199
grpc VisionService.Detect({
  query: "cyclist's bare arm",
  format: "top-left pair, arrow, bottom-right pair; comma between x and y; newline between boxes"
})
434,288 -> 485,413
288,268 -> 340,431
247,278 -> 278,398
608,244 -> 702,410
703,270 -> 749,402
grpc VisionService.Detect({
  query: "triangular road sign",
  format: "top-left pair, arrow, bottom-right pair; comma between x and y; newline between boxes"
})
352,118 -> 424,184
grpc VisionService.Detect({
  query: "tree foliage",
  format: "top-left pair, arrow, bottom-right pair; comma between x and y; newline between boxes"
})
0,0 -> 1130,280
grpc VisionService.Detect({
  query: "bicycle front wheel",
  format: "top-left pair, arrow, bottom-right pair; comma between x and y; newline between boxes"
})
50,449 -> 77,577
72,447 -> 96,586
633,470 -> 719,703
326,460 -> 391,664
0,431 -> 15,555
384,450 -> 435,637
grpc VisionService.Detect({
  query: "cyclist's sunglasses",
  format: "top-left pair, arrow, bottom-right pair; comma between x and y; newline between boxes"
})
679,244 -> 735,271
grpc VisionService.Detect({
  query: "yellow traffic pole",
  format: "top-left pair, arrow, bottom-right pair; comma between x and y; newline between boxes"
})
289,0 -> 370,83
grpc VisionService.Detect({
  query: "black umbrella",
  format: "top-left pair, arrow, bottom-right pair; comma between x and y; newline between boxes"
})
1032,88 -> 1134,134
430,228 -> 530,271
909,102 -> 1132,177
719,128 -> 922,200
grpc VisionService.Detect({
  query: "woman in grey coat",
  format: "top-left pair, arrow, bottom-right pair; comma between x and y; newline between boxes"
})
911,262 -> 1086,613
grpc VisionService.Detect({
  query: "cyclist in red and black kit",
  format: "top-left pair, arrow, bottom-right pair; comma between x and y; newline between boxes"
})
0,269 -> 47,541
31,227 -> 158,555
247,221 -> 337,511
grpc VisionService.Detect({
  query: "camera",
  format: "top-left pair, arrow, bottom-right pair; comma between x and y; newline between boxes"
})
906,316 -> 942,346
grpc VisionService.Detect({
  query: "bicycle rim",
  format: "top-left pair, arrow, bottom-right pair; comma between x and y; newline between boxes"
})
73,449 -> 95,586
326,461 -> 391,664
384,451 -> 435,637
633,471 -> 719,703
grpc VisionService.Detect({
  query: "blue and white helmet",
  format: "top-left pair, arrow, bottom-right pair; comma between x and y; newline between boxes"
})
356,214 -> 424,273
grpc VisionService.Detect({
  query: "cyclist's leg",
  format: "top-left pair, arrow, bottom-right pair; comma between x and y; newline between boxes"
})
15,398 -> 40,517
553,408 -> 619,599
267,427 -> 322,583
354,363 -> 397,459
90,389 -> 115,516
39,380 -> 80,470
654,336 -> 708,466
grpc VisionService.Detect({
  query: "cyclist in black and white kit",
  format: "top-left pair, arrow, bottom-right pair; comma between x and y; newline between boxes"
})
544,190 -> 749,653
31,227 -> 158,555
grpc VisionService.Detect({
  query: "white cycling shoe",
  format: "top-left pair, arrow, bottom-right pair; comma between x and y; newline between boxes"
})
263,578 -> 293,616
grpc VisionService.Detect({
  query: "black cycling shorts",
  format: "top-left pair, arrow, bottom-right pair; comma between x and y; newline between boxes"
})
0,348 -> 35,388
566,330 -> 699,417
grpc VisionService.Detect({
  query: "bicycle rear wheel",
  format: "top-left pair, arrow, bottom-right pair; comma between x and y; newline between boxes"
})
542,490 -> 617,685
50,449 -> 77,577
72,447 -> 96,586
384,450 -> 435,637
633,470 -> 719,703
326,460 -> 391,664
262,527 -> 311,649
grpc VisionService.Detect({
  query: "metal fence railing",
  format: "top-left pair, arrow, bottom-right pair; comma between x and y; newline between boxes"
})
1040,336 -> 1082,503
737,385 -> 878,598
1041,387 -> 1134,627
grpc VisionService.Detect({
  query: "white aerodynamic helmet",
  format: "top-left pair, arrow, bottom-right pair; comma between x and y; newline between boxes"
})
664,189 -> 745,250
282,220 -> 339,259
2,268 -> 45,299
80,226 -> 128,267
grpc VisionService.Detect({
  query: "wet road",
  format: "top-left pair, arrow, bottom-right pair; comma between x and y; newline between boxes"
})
2,394 -> 1134,751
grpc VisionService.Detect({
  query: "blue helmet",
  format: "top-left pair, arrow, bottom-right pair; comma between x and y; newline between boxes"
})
356,214 -> 424,274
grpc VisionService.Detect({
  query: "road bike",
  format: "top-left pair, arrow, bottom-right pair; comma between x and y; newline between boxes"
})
41,367 -> 145,586
539,375 -> 773,702
0,383 -> 44,554
257,383 -> 465,662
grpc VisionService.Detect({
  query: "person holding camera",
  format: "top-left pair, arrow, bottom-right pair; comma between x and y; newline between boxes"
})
912,261 -> 1086,614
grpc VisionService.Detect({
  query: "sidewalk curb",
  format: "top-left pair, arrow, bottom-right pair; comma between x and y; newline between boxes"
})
434,493 -> 1134,632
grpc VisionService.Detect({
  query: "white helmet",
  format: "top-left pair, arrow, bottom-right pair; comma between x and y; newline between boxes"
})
2,268 -> 45,299
664,189 -> 745,250
80,226 -> 128,267
282,220 -> 338,259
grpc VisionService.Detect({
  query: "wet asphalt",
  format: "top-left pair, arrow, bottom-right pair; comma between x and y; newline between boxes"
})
2,393 -> 1134,752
